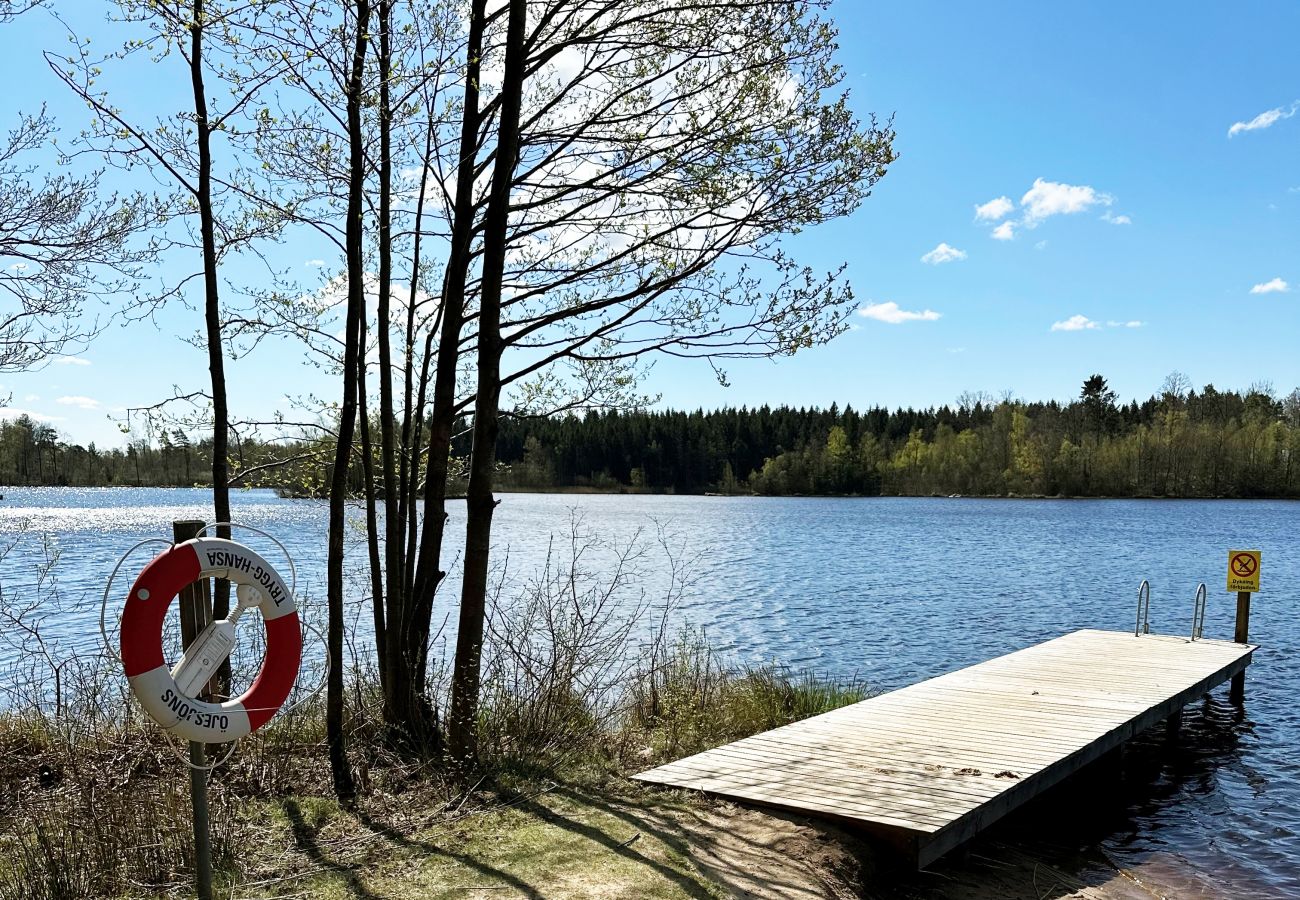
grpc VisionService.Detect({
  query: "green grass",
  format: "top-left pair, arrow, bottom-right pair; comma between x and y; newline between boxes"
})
234,778 -> 725,900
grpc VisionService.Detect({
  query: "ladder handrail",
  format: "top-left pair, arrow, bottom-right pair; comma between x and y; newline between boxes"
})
1135,579 -> 1151,636
1191,582 -> 1207,640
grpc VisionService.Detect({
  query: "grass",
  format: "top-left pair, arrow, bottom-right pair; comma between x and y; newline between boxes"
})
236,777 -> 725,900
0,646 -> 866,899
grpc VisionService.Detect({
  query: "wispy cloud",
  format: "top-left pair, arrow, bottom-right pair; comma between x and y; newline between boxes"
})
857,301 -> 941,324
305,259 -> 326,268
55,395 -> 100,410
1106,320 -> 1144,328
52,355 -> 90,366
1051,314 -> 1100,332
920,242 -> 967,265
974,196 -> 1014,221
0,407 -> 63,423
1228,102 -> 1299,138
991,221 -> 1015,241
1034,240 -> 1048,250
1101,211 -> 1132,225
1250,277 -> 1289,294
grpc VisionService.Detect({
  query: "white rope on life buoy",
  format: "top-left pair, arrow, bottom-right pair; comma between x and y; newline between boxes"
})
121,536 -> 301,744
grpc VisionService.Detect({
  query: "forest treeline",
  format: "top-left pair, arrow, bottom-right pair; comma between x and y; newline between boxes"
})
5,376 -> 1299,498
0,417 -> 314,490
490,376 -> 1300,498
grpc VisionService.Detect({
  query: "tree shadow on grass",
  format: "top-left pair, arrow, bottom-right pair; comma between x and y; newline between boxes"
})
282,798 -> 384,900
555,783 -> 852,899
353,787 -> 713,899
352,806 -> 545,899
512,788 -> 716,899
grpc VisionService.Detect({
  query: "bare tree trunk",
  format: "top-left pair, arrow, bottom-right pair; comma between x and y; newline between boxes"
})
358,318 -> 387,689
401,0 -> 487,732
187,0 -> 231,603
186,0 -> 234,700
448,0 -> 527,765
326,0 -> 371,804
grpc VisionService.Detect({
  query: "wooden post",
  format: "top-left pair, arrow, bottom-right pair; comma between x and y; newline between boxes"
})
1230,590 -> 1250,704
1165,706 -> 1182,741
173,520 -> 214,900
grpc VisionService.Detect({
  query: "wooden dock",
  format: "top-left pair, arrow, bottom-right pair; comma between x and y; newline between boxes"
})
633,629 -> 1254,867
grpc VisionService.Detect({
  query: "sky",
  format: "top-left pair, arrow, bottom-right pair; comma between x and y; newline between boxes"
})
2,0 -> 1299,448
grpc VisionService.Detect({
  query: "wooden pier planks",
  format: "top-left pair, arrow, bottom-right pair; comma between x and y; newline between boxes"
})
632,629 -> 1254,867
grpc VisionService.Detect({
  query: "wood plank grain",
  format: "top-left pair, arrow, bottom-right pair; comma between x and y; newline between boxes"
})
632,630 -> 1255,870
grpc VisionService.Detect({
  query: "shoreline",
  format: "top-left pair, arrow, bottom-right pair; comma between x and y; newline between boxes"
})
5,483 -> 1296,503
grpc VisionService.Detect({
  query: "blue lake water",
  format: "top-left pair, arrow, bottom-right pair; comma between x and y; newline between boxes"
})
0,487 -> 1297,896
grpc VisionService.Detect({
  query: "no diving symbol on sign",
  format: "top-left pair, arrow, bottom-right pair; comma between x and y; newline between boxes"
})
1227,549 -> 1261,592
1232,553 -> 1257,578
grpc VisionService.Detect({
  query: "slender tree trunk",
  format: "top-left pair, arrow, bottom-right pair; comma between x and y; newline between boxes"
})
448,0 -> 527,765
188,0 -> 232,638
398,120 -> 434,628
372,0 -> 414,737
326,0 -> 371,804
358,317 -> 387,689
403,0 -> 486,720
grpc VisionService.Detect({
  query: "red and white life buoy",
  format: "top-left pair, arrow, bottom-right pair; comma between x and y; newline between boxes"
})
121,537 -> 301,743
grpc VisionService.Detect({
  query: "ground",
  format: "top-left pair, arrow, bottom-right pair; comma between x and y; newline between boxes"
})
233,776 -> 1177,900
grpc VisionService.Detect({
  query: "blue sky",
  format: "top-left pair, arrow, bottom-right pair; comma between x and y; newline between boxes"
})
2,1 -> 1298,448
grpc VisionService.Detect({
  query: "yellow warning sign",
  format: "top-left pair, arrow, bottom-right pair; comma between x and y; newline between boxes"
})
1227,549 -> 1261,593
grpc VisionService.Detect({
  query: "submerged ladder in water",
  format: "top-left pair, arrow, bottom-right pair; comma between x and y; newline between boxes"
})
633,628 -> 1254,867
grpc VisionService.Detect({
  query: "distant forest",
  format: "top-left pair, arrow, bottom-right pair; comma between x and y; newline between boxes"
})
489,376 -> 1300,498
3,376 -> 1299,498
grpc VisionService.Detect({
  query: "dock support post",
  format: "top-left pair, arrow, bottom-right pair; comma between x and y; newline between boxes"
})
174,520 -> 214,900
1165,707 -> 1182,740
1230,590 -> 1251,704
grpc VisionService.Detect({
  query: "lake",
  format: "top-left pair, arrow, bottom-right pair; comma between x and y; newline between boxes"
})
0,487 -> 1297,896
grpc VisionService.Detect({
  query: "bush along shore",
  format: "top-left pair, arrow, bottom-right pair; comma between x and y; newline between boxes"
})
0,630 -> 867,900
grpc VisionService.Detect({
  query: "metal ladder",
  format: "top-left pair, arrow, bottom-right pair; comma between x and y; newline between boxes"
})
1190,582 -> 1207,641
1135,579 -> 1151,636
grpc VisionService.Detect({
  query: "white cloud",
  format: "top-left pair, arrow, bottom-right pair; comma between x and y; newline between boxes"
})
1101,211 -> 1132,225
55,395 -> 100,410
8,263 -> 27,272
991,221 -> 1015,241
305,259 -> 326,268
1250,277 -> 1289,295
1051,314 -> 1100,332
1106,320 -> 1144,328
920,242 -> 967,264
1020,178 -> 1112,226
1228,102 -> 1298,138
1034,240 -> 1048,250
52,355 -> 90,366
0,407 -> 63,423
857,301 -> 941,324
974,196 -> 1014,221
23,394 -> 39,402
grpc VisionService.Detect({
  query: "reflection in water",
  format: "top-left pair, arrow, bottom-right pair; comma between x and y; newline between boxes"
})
1,488 -> 1298,895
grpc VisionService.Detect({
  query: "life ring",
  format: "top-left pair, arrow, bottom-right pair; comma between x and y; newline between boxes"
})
121,537 -> 301,743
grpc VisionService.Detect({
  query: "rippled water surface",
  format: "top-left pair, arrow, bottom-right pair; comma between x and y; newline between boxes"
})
1,487 -> 1297,896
